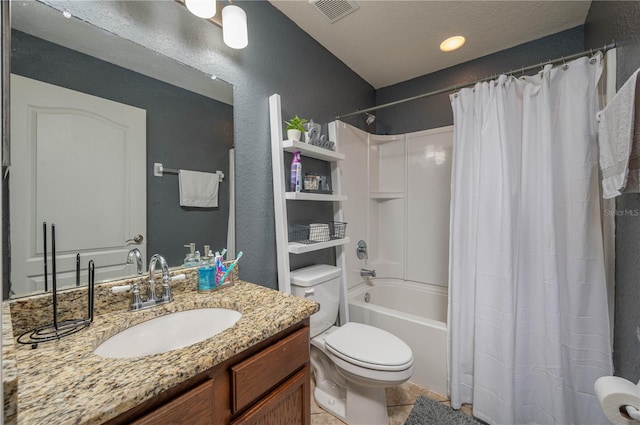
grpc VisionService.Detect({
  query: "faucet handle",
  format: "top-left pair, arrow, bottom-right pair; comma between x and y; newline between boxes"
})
110,284 -> 132,293
170,274 -> 186,282
110,283 -> 143,309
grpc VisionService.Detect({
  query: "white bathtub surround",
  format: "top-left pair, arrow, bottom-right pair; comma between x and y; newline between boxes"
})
449,54 -> 612,425
349,279 -> 448,396
335,123 -> 453,288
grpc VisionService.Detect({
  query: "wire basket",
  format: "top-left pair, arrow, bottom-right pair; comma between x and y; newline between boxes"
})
289,221 -> 347,245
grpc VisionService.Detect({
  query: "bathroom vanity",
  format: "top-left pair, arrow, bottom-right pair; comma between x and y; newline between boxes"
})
3,272 -> 318,424
110,321 -> 310,425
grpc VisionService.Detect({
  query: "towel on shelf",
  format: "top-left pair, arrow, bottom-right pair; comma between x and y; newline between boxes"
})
178,170 -> 219,208
597,69 -> 640,198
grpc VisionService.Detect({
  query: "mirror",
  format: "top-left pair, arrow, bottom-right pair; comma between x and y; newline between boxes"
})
5,1 -> 234,298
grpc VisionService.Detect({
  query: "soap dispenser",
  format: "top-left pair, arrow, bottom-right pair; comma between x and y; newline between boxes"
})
183,243 -> 198,267
198,245 -> 215,292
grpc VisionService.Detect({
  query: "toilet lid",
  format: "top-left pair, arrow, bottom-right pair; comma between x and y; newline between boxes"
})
324,322 -> 413,371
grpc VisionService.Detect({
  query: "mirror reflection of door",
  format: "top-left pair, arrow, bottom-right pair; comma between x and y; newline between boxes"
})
10,74 -> 146,295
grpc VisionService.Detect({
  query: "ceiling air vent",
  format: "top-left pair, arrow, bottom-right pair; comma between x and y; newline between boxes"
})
309,0 -> 360,24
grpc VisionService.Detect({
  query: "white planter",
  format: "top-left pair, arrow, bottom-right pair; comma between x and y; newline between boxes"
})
287,129 -> 302,141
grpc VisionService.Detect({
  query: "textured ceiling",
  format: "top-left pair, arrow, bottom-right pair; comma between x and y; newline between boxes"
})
269,1 -> 592,89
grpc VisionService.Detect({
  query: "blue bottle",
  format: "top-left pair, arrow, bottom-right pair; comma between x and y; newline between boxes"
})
198,246 -> 215,291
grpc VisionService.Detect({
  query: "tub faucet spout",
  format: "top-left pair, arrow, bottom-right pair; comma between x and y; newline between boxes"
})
360,268 -> 376,278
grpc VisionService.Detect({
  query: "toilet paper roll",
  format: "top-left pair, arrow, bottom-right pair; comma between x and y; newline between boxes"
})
595,376 -> 640,425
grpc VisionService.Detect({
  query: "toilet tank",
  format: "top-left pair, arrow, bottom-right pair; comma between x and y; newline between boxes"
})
290,264 -> 341,338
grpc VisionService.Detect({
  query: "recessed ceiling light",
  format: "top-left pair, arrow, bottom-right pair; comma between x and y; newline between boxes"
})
440,36 -> 465,52
210,75 -> 217,80
62,9 -> 72,19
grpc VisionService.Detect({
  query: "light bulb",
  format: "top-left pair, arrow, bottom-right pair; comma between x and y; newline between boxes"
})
222,5 -> 248,49
185,0 -> 217,19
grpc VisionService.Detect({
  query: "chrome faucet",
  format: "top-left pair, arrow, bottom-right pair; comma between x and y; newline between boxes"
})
110,253 -> 185,310
126,248 -> 143,276
360,268 -> 376,278
148,254 -> 171,303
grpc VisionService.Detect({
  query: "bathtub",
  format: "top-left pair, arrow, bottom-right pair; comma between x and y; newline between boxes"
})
348,279 -> 448,396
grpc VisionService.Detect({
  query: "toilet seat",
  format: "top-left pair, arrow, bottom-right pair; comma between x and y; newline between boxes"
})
324,322 -> 413,372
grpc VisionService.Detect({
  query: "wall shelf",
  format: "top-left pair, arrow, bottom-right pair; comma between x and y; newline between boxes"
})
285,192 -> 347,201
288,237 -> 351,254
270,94 -> 350,324
369,191 -> 404,200
282,140 -> 345,161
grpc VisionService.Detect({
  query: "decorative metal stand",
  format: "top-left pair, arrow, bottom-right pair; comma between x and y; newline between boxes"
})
17,223 -> 95,348
18,319 -> 91,348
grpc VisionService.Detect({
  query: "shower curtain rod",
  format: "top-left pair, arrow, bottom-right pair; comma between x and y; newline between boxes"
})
335,42 -> 616,121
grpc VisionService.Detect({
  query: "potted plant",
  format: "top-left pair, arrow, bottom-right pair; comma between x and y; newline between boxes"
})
284,115 -> 307,141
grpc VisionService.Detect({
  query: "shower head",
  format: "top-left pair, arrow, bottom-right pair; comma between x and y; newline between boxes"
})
364,112 -> 376,125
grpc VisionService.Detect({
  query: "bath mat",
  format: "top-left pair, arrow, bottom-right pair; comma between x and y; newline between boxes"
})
404,395 -> 483,425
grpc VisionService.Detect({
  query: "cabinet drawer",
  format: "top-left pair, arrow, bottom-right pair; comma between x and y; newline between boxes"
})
131,379 -> 214,425
231,365 -> 311,425
231,326 -> 309,413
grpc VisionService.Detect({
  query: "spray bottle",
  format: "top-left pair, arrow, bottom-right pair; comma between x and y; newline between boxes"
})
290,150 -> 302,192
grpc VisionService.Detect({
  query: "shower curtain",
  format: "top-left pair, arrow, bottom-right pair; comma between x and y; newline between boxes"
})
448,54 -> 612,425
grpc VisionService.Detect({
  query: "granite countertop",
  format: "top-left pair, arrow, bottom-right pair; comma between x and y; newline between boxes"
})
5,279 -> 318,424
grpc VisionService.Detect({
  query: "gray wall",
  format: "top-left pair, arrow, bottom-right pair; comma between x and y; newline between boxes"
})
219,1 -> 374,287
10,30 -> 233,271
375,26 -> 585,134
585,0 -> 640,383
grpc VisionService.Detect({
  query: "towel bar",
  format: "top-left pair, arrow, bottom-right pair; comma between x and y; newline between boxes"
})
153,162 -> 224,181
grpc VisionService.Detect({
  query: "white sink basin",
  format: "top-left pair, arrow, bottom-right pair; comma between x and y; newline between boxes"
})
94,308 -> 242,358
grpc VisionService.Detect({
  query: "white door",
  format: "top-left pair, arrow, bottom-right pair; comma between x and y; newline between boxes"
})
10,74 -> 146,295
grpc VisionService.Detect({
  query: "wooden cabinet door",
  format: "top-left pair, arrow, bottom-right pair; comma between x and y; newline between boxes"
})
132,380 -> 214,425
231,365 -> 310,425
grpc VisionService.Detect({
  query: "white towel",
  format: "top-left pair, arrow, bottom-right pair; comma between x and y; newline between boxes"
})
598,69 -> 640,198
178,170 -> 219,208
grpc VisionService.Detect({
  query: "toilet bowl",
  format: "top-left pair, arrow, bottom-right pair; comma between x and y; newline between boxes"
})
291,264 -> 414,425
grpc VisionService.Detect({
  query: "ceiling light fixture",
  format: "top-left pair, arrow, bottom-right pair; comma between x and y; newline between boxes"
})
440,36 -> 465,52
180,0 -> 248,49
185,0 -> 217,19
222,5 -> 248,49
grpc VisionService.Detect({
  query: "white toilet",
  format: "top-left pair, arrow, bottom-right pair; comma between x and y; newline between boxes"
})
291,264 -> 414,425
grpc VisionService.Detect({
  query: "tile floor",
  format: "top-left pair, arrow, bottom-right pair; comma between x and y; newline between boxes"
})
310,378 -> 474,425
